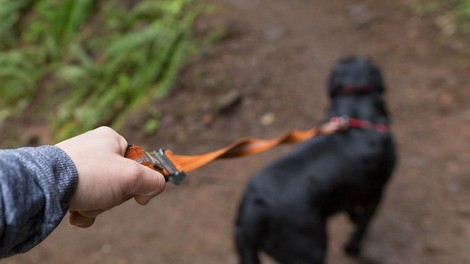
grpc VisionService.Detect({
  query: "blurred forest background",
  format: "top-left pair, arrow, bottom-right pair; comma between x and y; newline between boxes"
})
0,0 -> 469,146
2,0 -> 470,264
0,0 -> 213,145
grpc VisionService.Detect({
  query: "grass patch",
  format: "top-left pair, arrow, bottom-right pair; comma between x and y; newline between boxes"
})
411,0 -> 470,36
0,0 -> 204,141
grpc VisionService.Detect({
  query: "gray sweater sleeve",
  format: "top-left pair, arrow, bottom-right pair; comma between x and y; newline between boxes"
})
0,145 -> 78,258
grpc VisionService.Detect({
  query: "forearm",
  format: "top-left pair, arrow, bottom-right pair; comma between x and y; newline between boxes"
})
0,146 -> 78,258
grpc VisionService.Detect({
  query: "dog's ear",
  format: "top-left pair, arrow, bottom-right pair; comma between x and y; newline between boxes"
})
328,56 -> 386,98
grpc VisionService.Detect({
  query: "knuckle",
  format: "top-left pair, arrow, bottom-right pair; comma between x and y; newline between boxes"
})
95,126 -> 127,150
96,126 -> 119,138
128,160 -> 144,180
117,134 -> 128,150
95,126 -> 114,134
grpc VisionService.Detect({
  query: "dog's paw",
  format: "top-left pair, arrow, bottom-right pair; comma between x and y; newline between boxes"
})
344,243 -> 361,257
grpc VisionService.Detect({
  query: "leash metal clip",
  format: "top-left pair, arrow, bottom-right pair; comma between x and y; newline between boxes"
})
329,115 -> 350,131
125,145 -> 186,185
149,148 -> 186,185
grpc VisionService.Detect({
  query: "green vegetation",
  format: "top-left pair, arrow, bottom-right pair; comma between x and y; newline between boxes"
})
0,0 -> 203,141
412,0 -> 470,35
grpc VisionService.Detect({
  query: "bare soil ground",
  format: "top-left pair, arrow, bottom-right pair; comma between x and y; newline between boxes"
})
5,0 -> 470,263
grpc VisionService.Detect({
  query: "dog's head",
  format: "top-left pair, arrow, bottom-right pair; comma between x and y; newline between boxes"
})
328,56 -> 385,98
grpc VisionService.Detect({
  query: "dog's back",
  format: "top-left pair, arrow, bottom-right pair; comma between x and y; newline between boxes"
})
235,56 -> 396,264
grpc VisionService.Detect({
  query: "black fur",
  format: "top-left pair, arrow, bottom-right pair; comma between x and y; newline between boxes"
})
235,56 -> 396,264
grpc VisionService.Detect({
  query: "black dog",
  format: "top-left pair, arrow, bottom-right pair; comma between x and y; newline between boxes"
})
235,56 -> 396,264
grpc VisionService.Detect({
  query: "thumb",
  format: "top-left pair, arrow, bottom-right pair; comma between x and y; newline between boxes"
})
130,165 -> 166,205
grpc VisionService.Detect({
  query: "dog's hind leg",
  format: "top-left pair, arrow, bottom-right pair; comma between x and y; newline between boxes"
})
266,213 -> 327,264
344,195 -> 382,256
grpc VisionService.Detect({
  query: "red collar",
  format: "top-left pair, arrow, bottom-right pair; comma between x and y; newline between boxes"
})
329,116 -> 389,133
339,85 -> 376,95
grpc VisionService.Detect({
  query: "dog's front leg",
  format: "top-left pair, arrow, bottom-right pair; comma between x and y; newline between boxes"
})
344,194 -> 382,256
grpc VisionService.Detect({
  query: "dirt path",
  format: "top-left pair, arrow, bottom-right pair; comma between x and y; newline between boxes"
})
6,0 -> 470,263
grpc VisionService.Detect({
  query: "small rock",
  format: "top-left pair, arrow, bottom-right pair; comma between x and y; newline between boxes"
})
216,90 -> 243,114
264,25 -> 285,40
260,112 -> 276,126
202,113 -> 214,126
100,244 -> 112,255
348,4 -> 376,29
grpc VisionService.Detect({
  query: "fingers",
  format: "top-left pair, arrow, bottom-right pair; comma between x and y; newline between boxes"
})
69,211 -> 97,228
133,195 -> 154,205
129,163 -> 166,205
69,162 -> 165,227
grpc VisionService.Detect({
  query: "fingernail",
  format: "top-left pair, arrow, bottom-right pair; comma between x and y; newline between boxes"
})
70,211 -> 96,228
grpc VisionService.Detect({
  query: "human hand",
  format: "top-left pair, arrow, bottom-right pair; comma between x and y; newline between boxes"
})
56,126 -> 166,228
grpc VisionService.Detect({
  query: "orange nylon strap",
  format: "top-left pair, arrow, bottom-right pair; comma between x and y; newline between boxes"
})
125,118 -> 347,184
170,117 -> 351,172
169,127 -> 322,172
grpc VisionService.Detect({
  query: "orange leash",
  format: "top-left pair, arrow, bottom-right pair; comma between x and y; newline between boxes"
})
171,127 -> 322,171
125,117 -> 351,184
